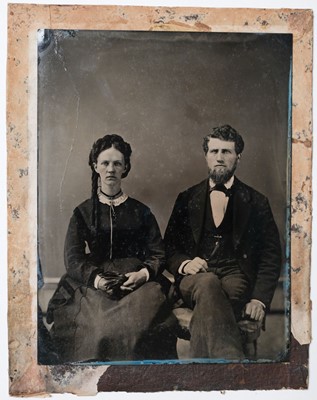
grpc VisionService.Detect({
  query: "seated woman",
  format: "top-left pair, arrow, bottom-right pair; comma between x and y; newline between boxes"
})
47,134 -> 177,362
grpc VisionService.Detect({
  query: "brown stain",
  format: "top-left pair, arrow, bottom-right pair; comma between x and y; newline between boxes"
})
10,363 -> 47,396
151,9 -> 211,30
150,21 -> 198,31
97,337 -> 308,391
292,138 -> 312,148
288,10 -> 313,40
301,175 -> 311,192
194,21 -> 212,31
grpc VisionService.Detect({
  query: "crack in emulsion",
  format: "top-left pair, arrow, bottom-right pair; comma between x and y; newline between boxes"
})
58,95 -> 80,213
53,33 -> 81,213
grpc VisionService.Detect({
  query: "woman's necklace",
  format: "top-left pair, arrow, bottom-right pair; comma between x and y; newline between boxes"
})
97,187 -> 128,207
99,188 -> 123,200
98,189 -> 124,260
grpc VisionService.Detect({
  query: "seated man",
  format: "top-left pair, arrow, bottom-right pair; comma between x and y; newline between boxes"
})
165,125 -> 281,360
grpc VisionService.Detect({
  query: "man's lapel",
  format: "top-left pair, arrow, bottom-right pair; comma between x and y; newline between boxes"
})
232,178 -> 252,248
187,177 -> 252,247
188,180 -> 209,244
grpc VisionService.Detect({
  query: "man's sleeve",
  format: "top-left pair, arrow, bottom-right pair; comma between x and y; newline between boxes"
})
140,209 -> 166,279
250,197 -> 282,309
164,193 -> 193,276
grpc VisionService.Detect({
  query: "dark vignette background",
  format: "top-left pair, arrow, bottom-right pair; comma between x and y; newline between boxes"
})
38,30 -> 292,361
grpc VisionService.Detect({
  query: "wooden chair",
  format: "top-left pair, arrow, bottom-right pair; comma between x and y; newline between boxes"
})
172,306 -> 262,359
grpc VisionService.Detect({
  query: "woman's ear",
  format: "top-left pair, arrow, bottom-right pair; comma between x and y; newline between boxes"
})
93,162 -> 98,172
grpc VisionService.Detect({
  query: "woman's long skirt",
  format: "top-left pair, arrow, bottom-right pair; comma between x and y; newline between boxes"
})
50,281 -> 176,362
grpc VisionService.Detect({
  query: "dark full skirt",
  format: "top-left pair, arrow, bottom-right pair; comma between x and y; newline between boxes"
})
50,281 -> 177,362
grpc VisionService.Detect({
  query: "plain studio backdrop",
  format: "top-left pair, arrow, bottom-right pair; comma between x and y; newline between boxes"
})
38,31 -> 291,280
38,31 -> 291,361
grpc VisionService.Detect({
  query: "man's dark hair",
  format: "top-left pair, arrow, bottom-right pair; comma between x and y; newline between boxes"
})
202,124 -> 245,155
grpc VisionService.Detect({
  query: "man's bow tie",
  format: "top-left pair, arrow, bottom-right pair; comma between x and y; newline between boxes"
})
209,184 -> 232,197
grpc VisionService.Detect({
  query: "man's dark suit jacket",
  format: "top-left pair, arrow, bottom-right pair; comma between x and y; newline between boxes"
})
165,177 -> 282,309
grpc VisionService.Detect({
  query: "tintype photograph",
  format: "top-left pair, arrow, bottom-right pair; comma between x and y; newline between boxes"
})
37,29 -> 291,365
7,4 -> 313,395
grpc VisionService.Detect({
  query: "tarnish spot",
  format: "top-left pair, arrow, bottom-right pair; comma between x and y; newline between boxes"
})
305,63 -> 313,73
9,122 -> 16,132
19,168 -> 28,178
292,266 -> 301,273
9,131 -> 22,149
11,208 -> 20,219
256,16 -> 269,27
291,223 -> 303,233
278,12 -> 289,21
291,192 -> 309,216
49,365 -> 100,387
183,14 -> 200,22
293,129 -> 310,141
154,17 -> 166,24
295,193 -> 308,210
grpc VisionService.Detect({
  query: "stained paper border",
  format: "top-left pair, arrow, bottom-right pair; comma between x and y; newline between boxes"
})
7,4 -> 312,394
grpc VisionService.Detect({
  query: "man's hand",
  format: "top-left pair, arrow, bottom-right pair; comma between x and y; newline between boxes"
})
183,257 -> 208,275
120,270 -> 147,292
243,300 -> 265,322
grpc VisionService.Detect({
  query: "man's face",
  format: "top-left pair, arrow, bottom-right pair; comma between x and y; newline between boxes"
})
205,138 -> 240,184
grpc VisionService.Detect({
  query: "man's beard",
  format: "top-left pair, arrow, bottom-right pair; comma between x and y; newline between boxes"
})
208,163 -> 237,185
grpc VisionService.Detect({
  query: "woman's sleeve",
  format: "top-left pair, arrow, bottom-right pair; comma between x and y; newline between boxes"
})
64,207 -> 101,286
141,210 -> 165,279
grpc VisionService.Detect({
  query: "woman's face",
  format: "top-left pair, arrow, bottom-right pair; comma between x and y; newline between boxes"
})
94,146 -> 126,192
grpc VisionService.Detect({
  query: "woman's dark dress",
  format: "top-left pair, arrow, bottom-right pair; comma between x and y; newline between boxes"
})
47,196 -> 176,362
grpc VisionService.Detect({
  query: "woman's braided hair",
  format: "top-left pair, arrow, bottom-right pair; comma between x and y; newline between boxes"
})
88,134 -> 132,240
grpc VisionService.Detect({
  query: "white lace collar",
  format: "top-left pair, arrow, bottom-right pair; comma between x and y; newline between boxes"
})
97,187 -> 128,206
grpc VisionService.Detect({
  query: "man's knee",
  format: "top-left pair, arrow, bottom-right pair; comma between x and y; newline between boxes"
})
221,276 -> 249,302
182,272 -> 223,301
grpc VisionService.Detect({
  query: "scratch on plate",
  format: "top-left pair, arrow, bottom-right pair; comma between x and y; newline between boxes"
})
53,33 -> 81,213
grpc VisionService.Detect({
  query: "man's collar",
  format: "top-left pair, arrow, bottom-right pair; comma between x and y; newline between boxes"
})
209,175 -> 235,189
